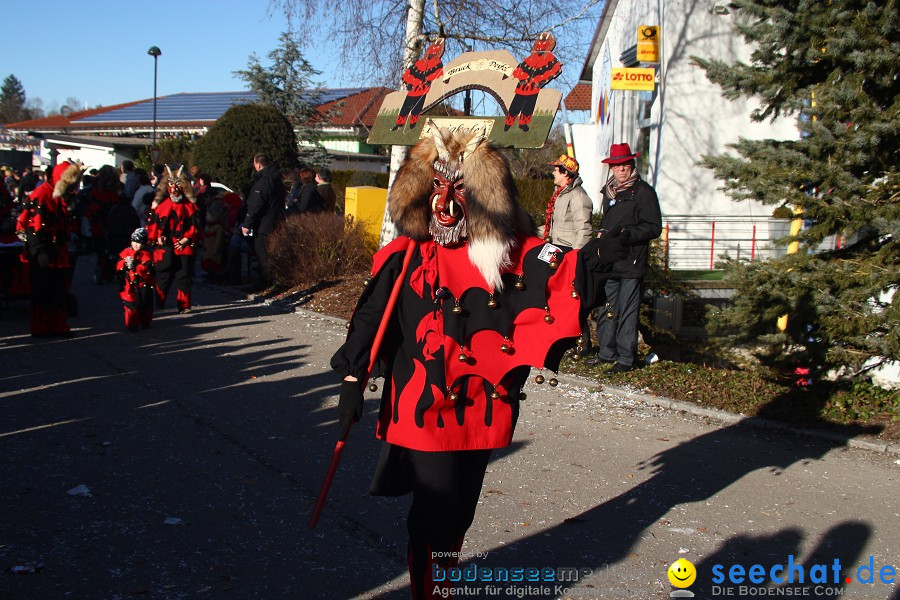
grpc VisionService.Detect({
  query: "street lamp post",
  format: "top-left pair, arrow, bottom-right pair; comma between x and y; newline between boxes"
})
147,46 -> 161,163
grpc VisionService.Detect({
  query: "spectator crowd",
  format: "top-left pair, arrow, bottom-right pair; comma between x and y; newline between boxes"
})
1,155 -> 339,336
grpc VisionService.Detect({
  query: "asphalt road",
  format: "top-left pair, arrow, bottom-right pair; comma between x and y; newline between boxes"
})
1,260 -> 898,600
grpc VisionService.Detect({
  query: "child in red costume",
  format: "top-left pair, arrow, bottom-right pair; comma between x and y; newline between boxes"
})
116,227 -> 155,331
147,166 -> 201,313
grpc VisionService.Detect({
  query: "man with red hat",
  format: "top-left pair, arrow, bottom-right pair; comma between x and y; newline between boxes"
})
585,143 -> 662,371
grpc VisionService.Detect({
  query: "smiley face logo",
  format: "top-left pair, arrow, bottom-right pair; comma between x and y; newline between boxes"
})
667,558 -> 696,588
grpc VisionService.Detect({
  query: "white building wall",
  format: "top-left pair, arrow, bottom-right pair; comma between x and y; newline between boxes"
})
587,0 -> 801,269
43,143 -> 116,172
570,123 -> 601,210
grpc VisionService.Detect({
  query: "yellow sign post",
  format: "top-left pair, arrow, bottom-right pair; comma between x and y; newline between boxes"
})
637,25 -> 660,63
611,68 -> 656,91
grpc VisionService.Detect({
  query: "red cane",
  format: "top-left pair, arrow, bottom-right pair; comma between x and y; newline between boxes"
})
309,238 -> 418,528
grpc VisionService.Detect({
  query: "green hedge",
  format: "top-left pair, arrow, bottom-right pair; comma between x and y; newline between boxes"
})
329,168 -> 553,223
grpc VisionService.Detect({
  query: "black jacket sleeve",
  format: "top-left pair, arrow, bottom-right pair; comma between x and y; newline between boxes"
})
298,183 -> 324,214
243,176 -> 268,231
330,249 -> 406,381
625,183 -> 662,245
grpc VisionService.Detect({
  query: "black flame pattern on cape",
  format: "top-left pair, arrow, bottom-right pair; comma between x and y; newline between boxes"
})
331,235 -> 611,452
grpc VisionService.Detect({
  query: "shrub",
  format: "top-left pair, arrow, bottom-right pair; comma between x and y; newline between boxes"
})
347,170 -> 389,188
515,177 -> 555,225
330,169 -> 389,213
134,138 -> 194,171
266,212 -> 373,288
192,103 -> 298,193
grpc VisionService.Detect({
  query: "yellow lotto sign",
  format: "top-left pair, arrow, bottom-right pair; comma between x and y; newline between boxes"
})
611,68 -> 656,91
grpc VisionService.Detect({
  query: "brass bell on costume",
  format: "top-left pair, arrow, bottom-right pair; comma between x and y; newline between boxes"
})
490,391 -> 501,400
543,307 -> 554,324
500,342 -> 510,354
549,378 -> 559,387
534,374 -> 545,384
577,337 -> 585,346
452,302 -> 463,315
487,294 -> 498,309
458,353 -> 468,363
514,278 -> 525,290
605,303 -> 616,320
549,259 -> 559,270
449,392 -> 459,402
519,392 -> 527,401
369,382 -> 378,392
571,289 -> 579,299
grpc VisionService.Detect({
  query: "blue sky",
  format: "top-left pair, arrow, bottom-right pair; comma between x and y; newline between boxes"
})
3,0 -> 350,112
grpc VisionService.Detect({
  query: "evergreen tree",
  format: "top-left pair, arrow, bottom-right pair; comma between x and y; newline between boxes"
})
234,31 -> 329,168
192,103 -> 298,193
692,1 -> 899,378
0,74 -> 29,123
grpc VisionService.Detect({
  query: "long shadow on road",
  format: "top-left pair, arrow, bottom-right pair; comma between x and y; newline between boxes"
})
0,266 -> 410,598
1,262 -> 888,599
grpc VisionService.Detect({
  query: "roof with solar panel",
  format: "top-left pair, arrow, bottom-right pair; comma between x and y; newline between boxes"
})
4,88 -> 389,130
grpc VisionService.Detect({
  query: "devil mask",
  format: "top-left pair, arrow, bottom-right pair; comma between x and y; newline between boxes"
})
389,123 -> 535,289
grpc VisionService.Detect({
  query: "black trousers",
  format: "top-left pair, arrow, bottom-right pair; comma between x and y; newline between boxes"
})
253,234 -> 271,286
156,254 -> 194,308
370,443 -> 492,552
406,448 -> 492,553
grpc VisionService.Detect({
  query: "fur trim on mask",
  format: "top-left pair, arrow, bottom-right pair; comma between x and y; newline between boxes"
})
389,127 -> 535,290
154,165 -> 195,203
389,139 -> 438,241
52,162 -> 85,199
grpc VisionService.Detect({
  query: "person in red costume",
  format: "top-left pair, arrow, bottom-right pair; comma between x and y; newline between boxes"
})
392,38 -> 445,131
116,227 -> 155,331
330,125 -> 628,599
147,165 -> 201,313
504,32 -> 562,132
16,161 -> 83,337
84,164 -> 122,283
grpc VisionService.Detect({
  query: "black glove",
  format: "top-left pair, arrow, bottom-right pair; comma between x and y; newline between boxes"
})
595,228 -> 630,264
337,379 -> 364,439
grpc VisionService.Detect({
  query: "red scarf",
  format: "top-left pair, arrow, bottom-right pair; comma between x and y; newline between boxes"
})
543,186 -> 563,241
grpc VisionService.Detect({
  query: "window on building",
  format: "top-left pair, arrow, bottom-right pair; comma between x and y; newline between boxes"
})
637,127 -> 651,180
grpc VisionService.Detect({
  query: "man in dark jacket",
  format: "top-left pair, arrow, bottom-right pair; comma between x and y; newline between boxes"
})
585,143 -> 662,372
241,153 -> 285,290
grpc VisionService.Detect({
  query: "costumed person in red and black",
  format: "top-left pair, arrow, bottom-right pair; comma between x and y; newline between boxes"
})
15,161 -> 84,337
147,165 -> 201,313
504,32 -> 561,132
330,126 -> 629,599
392,38 -> 445,131
84,164 -> 122,284
116,227 -> 155,331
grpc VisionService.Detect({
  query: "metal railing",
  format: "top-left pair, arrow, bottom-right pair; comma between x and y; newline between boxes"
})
662,215 -> 851,270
